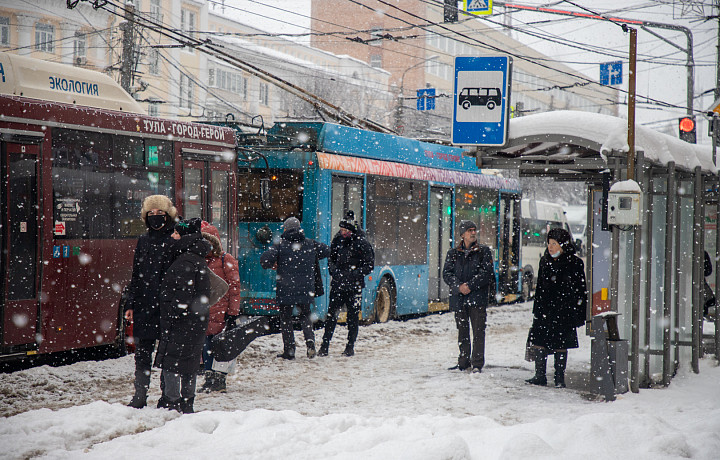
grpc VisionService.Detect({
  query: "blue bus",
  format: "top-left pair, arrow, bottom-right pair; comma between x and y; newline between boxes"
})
234,121 -> 522,323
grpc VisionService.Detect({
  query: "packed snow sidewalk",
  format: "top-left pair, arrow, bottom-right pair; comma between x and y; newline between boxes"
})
1,301 -> 719,459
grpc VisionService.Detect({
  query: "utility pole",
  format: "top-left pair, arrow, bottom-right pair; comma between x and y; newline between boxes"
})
120,5 -> 135,93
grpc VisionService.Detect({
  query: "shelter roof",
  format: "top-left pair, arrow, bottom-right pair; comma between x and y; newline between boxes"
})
473,111 -> 716,177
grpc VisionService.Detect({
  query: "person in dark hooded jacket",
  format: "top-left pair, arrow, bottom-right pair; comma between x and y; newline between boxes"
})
260,217 -> 330,360
319,211 -> 374,357
443,220 -> 494,372
153,218 -> 212,413
125,194 -> 178,409
525,227 -> 587,388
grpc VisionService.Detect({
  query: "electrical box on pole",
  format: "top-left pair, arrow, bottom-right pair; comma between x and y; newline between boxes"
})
444,0 -> 458,22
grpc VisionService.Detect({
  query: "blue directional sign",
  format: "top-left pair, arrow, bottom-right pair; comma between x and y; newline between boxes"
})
416,88 -> 435,111
452,55 -> 512,146
600,61 -> 622,86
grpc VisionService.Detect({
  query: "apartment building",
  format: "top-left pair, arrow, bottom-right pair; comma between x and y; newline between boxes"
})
0,0 -> 392,127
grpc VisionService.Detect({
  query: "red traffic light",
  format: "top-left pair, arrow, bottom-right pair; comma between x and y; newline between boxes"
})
679,117 -> 695,132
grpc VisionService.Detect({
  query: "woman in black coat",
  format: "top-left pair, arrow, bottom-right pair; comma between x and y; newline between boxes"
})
125,195 -> 177,409
526,227 -> 587,388
153,218 -> 212,413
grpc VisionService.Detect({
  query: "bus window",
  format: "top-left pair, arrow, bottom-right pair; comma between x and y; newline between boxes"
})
52,129 -> 174,239
331,175 -> 363,231
367,177 -> 427,265
238,170 -> 303,222
455,186 -> 497,249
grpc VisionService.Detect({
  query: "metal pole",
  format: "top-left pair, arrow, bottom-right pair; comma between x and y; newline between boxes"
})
673,177 -> 683,375
610,159 -> 621,315
663,162 -> 676,385
692,166 -> 703,373
120,5 -> 136,93
643,173 -> 654,384
630,150 -> 643,393
715,192 -> 720,363
627,28 -> 637,180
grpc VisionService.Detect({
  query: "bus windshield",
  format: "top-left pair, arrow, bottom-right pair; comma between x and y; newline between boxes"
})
238,170 -> 303,222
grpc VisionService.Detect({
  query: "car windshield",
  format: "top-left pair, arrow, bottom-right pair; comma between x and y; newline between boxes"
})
570,224 -> 585,236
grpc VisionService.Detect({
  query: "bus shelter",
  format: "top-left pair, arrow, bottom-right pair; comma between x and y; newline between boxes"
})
470,111 -> 719,393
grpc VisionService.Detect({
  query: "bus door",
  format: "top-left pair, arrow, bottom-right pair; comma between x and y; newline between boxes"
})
429,186 -> 452,302
182,152 -> 235,252
497,192 -> 521,299
1,140 -> 40,353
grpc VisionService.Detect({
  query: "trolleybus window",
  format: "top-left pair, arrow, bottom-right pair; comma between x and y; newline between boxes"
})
51,129 -> 173,239
455,186 -> 497,249
367,176 -> 427,265
237,170 -> 303,222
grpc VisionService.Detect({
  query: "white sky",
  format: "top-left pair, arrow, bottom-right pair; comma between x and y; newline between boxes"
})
1,302 -> 719,458
217,1 -> 718,142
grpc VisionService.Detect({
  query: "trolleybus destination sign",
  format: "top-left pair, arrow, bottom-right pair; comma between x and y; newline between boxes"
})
452,55 -> 512,147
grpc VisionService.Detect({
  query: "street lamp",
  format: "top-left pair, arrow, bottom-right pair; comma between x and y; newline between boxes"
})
394,55 -> 438,133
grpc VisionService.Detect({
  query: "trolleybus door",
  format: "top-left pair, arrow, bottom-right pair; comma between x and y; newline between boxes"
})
182,159 -> 234,251
429,186 -> 452,302
497,192 -> 521,300
1,142 -> 40,351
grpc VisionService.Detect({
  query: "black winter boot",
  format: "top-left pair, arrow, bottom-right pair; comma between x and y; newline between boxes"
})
199,371 -> 215,393
318,341 -> 329,357
127,391 -> 147,409
554,351 -> 567,388
180,397 -> 195,414
207,372 -> 227,393
277,348 -> 295,360
341,343 -> 354,357
525,350 -> 548,386
306,340 -> 316,359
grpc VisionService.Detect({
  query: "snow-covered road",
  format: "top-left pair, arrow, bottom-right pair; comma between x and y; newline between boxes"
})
1,302 -> 719,459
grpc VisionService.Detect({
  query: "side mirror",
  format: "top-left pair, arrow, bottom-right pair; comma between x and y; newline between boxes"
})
260,177 -> 271,210
256,225 -> 272,244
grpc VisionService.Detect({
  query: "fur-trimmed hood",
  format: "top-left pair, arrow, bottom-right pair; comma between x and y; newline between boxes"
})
141,195 -> 177,223
202,231 -> 223,258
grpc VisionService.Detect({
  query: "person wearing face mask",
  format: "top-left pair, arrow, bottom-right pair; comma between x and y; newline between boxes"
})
319,211 -> 374,357
525,227 -> 587,388
125,195 -> 178,408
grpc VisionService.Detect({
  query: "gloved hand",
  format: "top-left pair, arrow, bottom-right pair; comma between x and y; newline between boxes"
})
225,314 -> 239,330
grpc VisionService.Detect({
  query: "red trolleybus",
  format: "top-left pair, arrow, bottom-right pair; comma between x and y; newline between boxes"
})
0,52 -> 237,362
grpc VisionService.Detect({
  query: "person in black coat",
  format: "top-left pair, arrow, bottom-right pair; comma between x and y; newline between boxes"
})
153,218 -> 212,413
442,220 -> 494,372
260,217 -> 330,360
526,227 -> 587,388
319,211 -> 374,357
125,194 -> 178,409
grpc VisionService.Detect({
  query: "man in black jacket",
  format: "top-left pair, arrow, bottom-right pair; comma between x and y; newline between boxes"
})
153,218 -> 212,413
442,220 -> 494,372
260,217 -> 330,360
319,211 -> 374,357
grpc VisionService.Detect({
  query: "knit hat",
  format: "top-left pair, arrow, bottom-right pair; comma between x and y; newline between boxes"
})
283,217 -> 301,232
175,217 -> 202,237
339,210 -> 358,233
141,195 -> 177,223
547,227 -> 573,252
458,220 -> 477,235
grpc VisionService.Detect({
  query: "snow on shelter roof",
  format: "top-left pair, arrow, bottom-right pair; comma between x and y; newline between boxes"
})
477,111 -> 717,175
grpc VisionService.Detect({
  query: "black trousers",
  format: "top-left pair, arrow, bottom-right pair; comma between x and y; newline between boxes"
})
133,337 -> 157,395
322,288 -> 362,346
278,304 -> 315,352
455,305 -> 487,370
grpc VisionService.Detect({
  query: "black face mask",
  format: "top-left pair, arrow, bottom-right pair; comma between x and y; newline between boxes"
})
147,214 -> 167,230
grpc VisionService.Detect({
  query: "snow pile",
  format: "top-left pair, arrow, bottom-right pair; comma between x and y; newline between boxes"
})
1,303 -> 719,459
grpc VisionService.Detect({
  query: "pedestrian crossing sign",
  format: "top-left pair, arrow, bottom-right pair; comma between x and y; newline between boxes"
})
464,0 -> 492,15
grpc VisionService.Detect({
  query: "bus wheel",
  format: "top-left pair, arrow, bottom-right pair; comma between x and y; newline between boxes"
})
373,278 -> 395,323
486,101 -> 496,110
462,100 -> 471,110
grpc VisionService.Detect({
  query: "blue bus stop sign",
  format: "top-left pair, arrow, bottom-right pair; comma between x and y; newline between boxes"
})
416,88 -> 435,111
452,55 -> 512,146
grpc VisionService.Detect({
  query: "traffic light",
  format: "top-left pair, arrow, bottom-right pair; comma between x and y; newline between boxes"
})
678,116 -> 697,144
